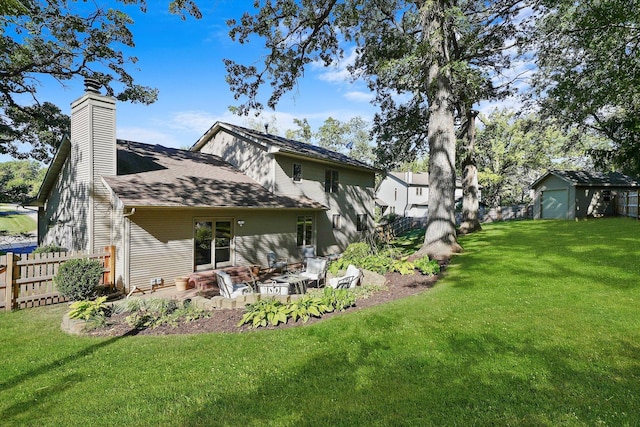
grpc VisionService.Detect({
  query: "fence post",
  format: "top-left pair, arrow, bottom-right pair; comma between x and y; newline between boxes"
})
5,253 -> 16,312
106,245 -> 116,287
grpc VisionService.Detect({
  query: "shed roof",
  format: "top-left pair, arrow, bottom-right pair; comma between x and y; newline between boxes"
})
102,140 -> 327,210
192,122 -> 379,173
532,170 -> 640,189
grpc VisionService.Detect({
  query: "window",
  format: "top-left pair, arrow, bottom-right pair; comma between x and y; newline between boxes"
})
325,169 -> 339,193
390,206 -> 396,214
416,187 -> 423,195
297,215 -> 313,246
332,214 -> 341,229
293,163 -> 302,182
394,188 -> 397,201
357,214 -> 368,231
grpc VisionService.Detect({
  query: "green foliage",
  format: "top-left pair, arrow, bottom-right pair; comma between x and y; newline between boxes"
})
390,259 -> 415,275
239,299 -> 290,328
414,257 -> 440,275
239,288 -> 356,329
0,161 -> 45,202
54,258 -> 104,301
533,0 -> 640,176
68,296 -> 110,321
33,244 -> 67,254
113,298 -> 210,330
330,242 -> 417,275
1,1 -> 201,161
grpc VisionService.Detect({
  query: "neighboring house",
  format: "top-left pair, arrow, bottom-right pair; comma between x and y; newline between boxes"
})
33,82 -> 377,292
531,170 -> 640,220
376,171 -> 465,218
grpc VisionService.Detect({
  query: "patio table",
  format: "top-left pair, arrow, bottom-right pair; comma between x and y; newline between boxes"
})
271,274 -> 308,294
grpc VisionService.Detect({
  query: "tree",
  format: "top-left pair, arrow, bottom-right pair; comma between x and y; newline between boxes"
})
458,109 -> 481,234
1,0 -> 201,162
0,160 -> 45,203
532,0 -> 640,175
475,109 -> 596,207
316,116 -> 374,165
285,118 -> 313,143
225,1 -> 533,258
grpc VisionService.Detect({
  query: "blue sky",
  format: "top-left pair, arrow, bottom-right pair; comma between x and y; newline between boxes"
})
5,1 -> 529,162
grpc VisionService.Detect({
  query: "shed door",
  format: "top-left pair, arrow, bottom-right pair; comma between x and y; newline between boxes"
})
542,189 -> 568,219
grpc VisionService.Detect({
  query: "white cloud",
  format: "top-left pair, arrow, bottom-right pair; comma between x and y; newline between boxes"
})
116,127 -> 183,148
344,91 -> 373,103
314,47 -> 359,84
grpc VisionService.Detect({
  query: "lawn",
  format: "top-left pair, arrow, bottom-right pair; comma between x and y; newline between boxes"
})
0,204 -> 36,234
1,218 -> 640,426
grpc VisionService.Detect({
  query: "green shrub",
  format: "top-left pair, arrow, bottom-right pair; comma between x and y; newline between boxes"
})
68,296 -> 110,320
390,259 -> 416,275
239,299 -> 290,328
54,258 -> 104,301
239,288 -> 357,329
414,257 -> 440,275
34,244 -> 67,254
113,298 -> 210,329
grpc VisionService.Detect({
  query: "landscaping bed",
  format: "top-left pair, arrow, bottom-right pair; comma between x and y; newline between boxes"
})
83,269 -> 442,336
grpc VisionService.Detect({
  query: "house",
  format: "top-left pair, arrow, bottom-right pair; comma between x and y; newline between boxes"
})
33,81 -> 377,292
376,171 -> 465,218
531,170 -> 640,220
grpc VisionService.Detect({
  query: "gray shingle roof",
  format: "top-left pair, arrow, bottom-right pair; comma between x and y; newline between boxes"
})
194,122 -> 378,172
103,140 -> 327,209
535,170 -> 640,188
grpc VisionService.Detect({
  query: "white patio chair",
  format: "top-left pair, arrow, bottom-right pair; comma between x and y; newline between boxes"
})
328,264 -> 362,289
216,270 -> 252,299
267,252 -> 288,273
299,257 -> 328,288
302,246 -> 316,266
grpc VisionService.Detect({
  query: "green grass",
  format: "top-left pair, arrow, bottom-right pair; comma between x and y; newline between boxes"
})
2,218 -> 640,426
0,205 -> 36,234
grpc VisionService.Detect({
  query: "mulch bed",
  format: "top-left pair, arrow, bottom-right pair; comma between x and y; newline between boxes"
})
86,268 -> 444,337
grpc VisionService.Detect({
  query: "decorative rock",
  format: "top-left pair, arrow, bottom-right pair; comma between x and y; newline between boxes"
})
61,313 -> 88,335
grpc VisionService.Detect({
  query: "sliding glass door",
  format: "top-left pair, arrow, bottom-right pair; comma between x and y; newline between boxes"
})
194,219 -> 234,270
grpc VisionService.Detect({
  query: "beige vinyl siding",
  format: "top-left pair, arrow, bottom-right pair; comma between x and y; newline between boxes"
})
91,105 -> 116,252
40,144 -> 91,252
128,209 -> 194,291
199,131 -> 273,190
125,208 -> 308,290
274,156 -> 375,255
70,103 -> 91,252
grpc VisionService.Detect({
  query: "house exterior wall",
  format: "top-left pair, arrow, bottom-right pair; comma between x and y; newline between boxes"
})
376,175 -> 409,216
39,147 -> 86,250
273,155 -> 375,255
198,129 -> 274,190
39,92 -> 116,253
198,129 -> 376,256
124,207 -> 313,291
532,175 -> 575,219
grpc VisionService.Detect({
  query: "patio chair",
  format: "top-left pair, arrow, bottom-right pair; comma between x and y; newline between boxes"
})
267,252 -> 288,273
302,246 -> 316,266
328,264 -> 362,289
216,270 -> 252,299
299,257 -> 328,288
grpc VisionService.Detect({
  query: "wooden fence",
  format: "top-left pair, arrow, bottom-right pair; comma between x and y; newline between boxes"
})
0,246 -> 115,312
616,191 -> 639,219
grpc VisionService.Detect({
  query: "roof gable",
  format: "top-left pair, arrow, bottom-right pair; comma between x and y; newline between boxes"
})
192,122 -> 378,172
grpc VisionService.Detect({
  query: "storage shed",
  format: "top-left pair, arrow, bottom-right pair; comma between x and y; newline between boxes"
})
531,170 -> 640,220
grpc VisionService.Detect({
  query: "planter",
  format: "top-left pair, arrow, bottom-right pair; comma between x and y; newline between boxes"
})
175,277 -> 189,292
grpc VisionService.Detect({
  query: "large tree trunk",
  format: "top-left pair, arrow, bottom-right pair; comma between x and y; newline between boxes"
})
412,1 -> 462,260
459,109 -> 482,234
413,76 -> 462,259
